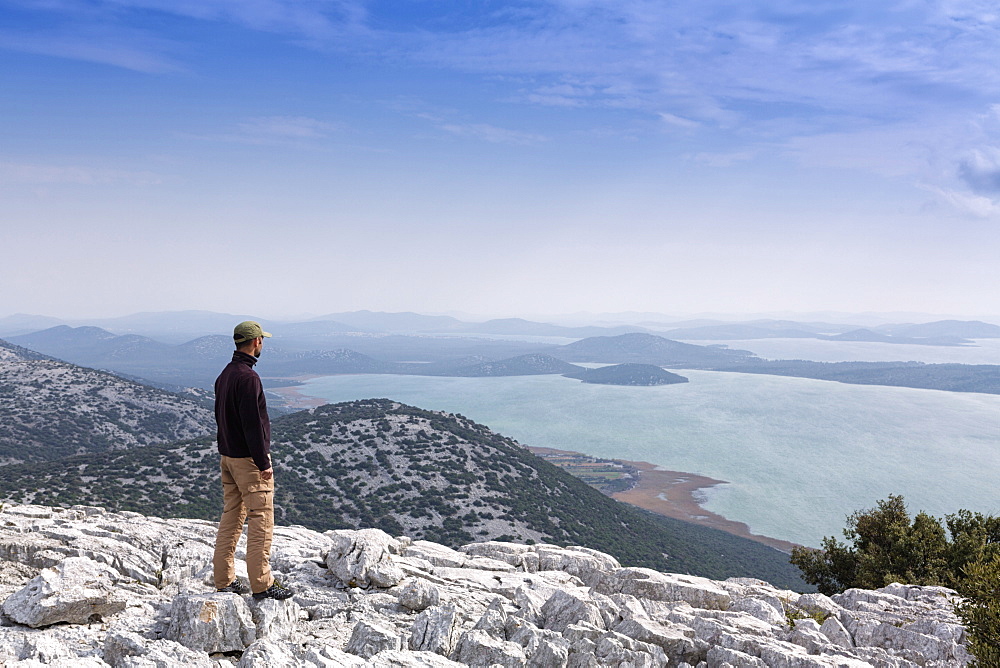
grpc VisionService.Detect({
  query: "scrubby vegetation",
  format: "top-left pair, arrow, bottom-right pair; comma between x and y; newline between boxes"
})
0,398 -> 808,590
0,339 -> 213,463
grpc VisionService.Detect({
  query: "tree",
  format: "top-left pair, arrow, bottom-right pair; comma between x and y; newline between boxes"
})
955,553 -> 1000,667
790,495 -> 993,596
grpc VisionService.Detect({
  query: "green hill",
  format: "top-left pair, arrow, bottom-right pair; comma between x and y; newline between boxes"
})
0,398 -> 808,590
0,338 -> 214,464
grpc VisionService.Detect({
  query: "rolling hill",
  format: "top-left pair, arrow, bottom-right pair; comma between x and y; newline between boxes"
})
0,338 -> 214,465
0,398 -> 807,589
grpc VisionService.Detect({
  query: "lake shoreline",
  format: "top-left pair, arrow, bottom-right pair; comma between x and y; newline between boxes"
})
274,378 -> 802,553
529,446 -> 799,554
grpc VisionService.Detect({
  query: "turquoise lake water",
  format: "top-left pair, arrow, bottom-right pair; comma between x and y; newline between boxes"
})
295,370 -> 1000,547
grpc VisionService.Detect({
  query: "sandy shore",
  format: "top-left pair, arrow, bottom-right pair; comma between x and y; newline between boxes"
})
267,376 -> 326,409
609,461 -> 798,553
530,446 -> 797,553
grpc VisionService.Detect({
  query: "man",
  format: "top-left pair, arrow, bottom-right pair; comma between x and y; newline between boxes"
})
212,320 -> 293,600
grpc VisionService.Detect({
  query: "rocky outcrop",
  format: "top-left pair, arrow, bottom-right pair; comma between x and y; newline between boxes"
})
0,504 -> 972,666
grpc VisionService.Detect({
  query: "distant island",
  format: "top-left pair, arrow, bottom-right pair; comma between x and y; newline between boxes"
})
563,363 -> 689,386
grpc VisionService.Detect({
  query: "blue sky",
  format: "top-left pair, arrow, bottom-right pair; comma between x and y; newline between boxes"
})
2,0 -> 999,319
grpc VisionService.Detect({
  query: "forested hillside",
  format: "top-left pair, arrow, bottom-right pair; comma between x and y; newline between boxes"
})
0,398 -> 807,590
0,338 -> 213,464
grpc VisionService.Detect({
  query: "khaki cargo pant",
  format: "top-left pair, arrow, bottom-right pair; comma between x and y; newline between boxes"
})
212,455 -> 274,594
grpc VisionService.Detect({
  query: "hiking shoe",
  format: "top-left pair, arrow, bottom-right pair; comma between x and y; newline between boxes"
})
253,581 -> 294,601
217,579 -> 251,595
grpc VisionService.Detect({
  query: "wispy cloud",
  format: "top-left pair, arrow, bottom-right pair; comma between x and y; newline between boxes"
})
0,160 -> 163,185
927,185 -> 1000,218
958,148 -> 1000,196
658,113 -> 700,130
187,116 -> 343,146
0,0 -> 369,71
688,151 -> 756,168
236,116 -> 341,140
0,27 -> 181,73
438,122 -> 547,146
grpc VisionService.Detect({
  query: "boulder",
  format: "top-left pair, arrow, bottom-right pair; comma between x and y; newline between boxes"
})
2,556 -> 127,628
406,541 -> 468,569
795,592 -> 841,621
396,579 -> 440,612
164,593 -> 256,653
729,597 -> 785,626
237,639 -> 300,667
368,649 -> 466,666
451,629 -> 527,667
595,568 -> 732,610
535,545 -> 620,587
614,618 -> 701,663
248,596 -> 300,641
527,637 -> 570,667
539,589 -> 606,633
103,628 -> 212,667
327,529 -> 404,589
594,631 -> 669,666
788,618 -> 833,653
302,645 -> 366,667
410,605 -> 461,656
345,618 -> 404,658
819,615 -> 853,648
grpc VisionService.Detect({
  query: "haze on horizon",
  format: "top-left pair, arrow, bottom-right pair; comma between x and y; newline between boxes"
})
2,1 -> 999,320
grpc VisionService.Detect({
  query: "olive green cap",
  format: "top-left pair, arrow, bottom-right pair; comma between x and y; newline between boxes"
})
233,320 -> 272,344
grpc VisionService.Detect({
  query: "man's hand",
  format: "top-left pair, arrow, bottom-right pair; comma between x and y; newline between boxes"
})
260,468 -> 273,481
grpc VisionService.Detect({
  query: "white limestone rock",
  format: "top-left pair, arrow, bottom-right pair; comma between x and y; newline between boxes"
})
302,645 -> 366,667
2,556 -> 127,628
0,625 -> 106,665
237,639 -> 301,667
796,592 -> 842,621
788,617 -> 834,654
396,579 -> 440,612
819,615 -> 854,648
451,629 -> 527,667
0,504 -> 977,668
103,628 -> 212,667
164,593 -> 256,653
614,617 -> 703,663
248,596 -> 300,641
368,649 -> 466,667
526,636 -> 570,667
410,605 -> 461,656
594,630 -> 669,666
536,545 -> 620,587
327,529 -> 404,588
345,618 -> 404,658
730,596 -> 785,626
595,568 -> 732,610
406,541 -> 468,568
539,588 -> 606,634
707,645 -> 769,667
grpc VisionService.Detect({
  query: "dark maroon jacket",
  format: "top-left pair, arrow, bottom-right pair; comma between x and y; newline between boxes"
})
214,351 -> 271,471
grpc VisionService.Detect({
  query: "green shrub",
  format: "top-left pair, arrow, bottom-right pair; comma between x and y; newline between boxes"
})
955,554 -> 1000,666
791,495 -> 998,596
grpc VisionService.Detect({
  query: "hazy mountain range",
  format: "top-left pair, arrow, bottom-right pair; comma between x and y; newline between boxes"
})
2,310 -> 998,344
6,315 -> 1000,398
